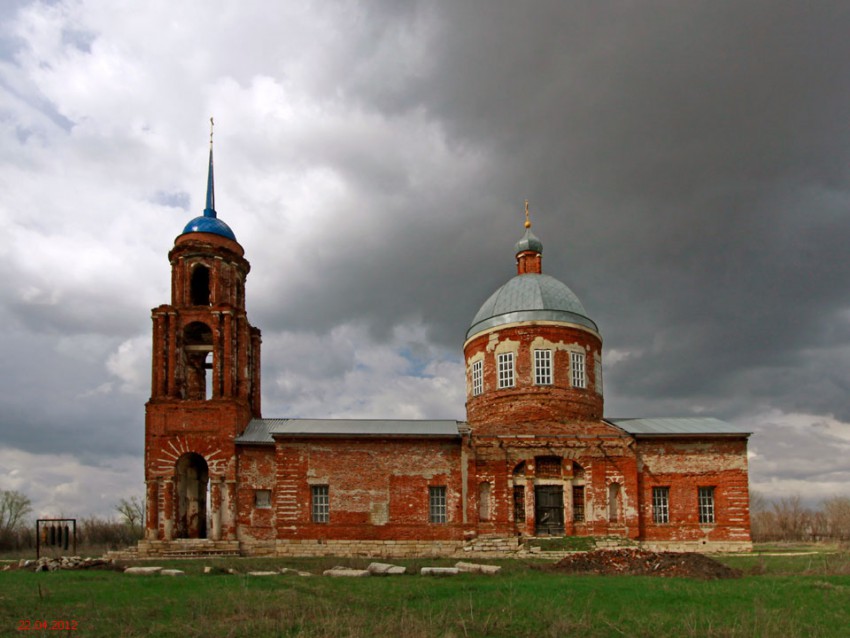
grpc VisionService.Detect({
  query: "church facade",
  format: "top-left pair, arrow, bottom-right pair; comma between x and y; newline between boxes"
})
141,149 -> 752,556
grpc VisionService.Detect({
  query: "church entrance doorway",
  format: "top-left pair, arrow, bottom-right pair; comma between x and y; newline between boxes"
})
534,485 -> 565,535
175,453 -> 209,539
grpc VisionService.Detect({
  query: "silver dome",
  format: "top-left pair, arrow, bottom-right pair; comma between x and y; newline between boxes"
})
466,274 -> 598,341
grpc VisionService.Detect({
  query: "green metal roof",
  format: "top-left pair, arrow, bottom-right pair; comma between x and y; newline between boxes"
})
236,418 -> 462,444
514,228 -> 543,254
466,273 -> 598,340
607,417 -> 751,436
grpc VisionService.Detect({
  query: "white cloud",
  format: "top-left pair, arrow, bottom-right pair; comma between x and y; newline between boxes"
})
0,447 -> 143,519
262,321 -> 465,420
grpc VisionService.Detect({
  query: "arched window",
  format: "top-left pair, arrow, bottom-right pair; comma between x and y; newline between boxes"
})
608,483 -> 621,523
190,264 -> 211,306
183,322 -> 213,400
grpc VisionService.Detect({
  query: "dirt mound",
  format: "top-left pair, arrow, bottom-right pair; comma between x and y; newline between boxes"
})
549,548 -> 741,580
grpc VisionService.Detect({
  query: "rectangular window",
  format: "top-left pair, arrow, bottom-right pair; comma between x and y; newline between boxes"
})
472,360 -> 483,396
254,489 -> 272,509
513,485 -> 526,523
534,349 -> 552,385
572,486 -> 585,522
652,486 -> 670,524
429,486 -> 447,523
698,487 -> 716,524
311,485 -> 329,523
497,352 -> 515,389
571,352 -> 586,388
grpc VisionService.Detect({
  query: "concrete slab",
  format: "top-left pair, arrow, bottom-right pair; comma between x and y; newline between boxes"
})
124,567 -> 163,575
420,567 -> 459,576
455,562 -> 501,574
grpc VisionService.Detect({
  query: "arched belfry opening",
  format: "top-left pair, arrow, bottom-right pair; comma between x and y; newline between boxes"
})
175,453 -> 209,539
183,322 -> 213,400
190,264 -> 211,306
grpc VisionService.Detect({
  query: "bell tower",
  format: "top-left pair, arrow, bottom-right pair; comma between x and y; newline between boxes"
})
144,122 -> 261,543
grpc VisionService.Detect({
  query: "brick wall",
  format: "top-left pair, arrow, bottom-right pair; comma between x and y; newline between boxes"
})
636,437 -> 751,543
235,437 -> 468,542
464,323 -> 603,432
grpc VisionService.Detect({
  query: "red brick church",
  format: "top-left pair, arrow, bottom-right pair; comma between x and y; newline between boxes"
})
141,144 -> 752,556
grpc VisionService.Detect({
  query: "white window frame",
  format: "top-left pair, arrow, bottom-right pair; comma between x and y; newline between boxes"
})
472,359 -> 483,396
571,351 -> 586,388
534,349 -> 552,385
698,486 -> 716,525
497,352 -> 515,389
652,486 -> 670,524
429,486 -> 447,523
311,485 -> 329,523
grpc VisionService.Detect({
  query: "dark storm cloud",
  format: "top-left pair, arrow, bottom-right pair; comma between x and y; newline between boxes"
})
250,1 -> 850,422
0,319 -> 144,460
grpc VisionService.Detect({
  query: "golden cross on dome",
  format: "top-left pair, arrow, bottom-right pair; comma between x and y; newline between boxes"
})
524,199 -> 532,229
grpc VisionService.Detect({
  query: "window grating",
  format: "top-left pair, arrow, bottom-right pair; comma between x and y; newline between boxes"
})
572,486 -> 585,522
652,486 -> 670,524
571,351 -> 586,388
472,360 -> 483,396
513,485 -> 526,523
497,352 -> 515,389
698,486 -> 716,524
429,486 -> 447,523
311,485 -> 329,523
534,349 -> 552,385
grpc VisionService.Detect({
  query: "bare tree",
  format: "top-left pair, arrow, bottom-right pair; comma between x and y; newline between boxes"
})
115,496 -> 144,537
772,495 -> 811,541
823,496 -> 850,541
0,489 -> 32,533
0,489 -> 33,550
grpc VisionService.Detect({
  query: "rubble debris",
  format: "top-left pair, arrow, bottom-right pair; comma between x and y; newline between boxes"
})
9,557 -> 121,572
548,549 -> 741,580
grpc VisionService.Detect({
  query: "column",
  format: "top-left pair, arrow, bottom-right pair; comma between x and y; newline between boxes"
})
210,479 -> 222,541
145,480 -> 159,540
163,479 -> 174,541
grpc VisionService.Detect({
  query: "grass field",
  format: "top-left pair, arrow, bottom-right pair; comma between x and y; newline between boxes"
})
2,547 -> 849,637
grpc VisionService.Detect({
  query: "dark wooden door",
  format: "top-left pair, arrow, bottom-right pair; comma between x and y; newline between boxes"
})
534,485 -> 565,535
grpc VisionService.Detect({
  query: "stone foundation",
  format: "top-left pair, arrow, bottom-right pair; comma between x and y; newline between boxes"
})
133,535 -> 750,558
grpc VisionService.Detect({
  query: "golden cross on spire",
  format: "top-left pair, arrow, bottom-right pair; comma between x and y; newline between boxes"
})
210,116 -> 214,148
524,199 -> 532,229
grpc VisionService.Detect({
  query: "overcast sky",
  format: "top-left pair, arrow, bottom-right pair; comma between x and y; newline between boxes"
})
1,1 -> 848,519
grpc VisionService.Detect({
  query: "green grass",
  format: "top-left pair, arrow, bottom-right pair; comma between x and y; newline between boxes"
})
2,550 -> 849,637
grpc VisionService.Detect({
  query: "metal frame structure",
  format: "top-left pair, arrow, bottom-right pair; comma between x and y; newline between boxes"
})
36,519 -> 77,559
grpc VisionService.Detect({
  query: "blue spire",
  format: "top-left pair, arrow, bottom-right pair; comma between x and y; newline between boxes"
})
203,118 -> 216,218
179,117 -> 237,242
